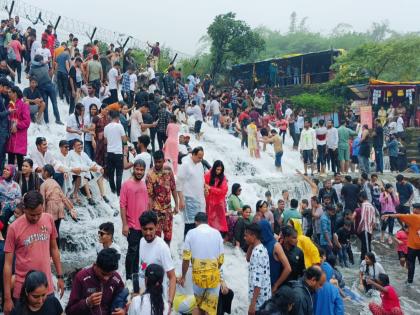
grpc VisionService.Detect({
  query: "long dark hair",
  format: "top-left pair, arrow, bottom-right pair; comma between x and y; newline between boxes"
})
209,160 -> 225,187
19,270 -> 48,314
142,264 -> 164,315
74,103 -> 84,128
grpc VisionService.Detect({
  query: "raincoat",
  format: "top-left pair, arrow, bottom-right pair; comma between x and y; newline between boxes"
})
6,98 -> 30,155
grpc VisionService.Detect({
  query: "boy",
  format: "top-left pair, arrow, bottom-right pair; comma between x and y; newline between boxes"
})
335,220 -> 352,267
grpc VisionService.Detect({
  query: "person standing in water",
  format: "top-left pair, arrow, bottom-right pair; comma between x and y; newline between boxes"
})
260,129 -> 283,172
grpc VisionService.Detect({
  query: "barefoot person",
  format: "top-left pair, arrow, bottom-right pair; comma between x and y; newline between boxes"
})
260,129 -> 283,172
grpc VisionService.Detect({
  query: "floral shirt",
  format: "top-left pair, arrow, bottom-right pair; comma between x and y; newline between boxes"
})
146,167 -> 176,212
248,243 -> 271,309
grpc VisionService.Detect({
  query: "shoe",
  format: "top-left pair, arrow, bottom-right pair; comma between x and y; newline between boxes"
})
405,281 -> 413,287
88,198 -> 96,206
103,196 -> 109,203
55,120 -> 64,125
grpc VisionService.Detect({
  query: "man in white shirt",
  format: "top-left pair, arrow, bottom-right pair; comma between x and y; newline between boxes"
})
210,95 -> 221,128
35,39 -> 51,65
284,105 -> 293,120
326,120 -> 339,174
81,84 -> 101,119
108,62 -> 121,103
141,63 -> 155,81
127,134 -> 152,176
186,101 -> 203,140
396,114 -> 405,139
177,147 -> 205,236
315,119 -> 328,175
68,139 -> 107,204
104,110 -> 127,196
138,211 -> 176,306
298,120 -> 317,176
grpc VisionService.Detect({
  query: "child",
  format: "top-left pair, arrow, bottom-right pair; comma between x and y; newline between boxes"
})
247,120 -> 258,158
395,224 -> 408,269
265,191 -> 275,212
367,273 -> 403,315
335,220 -> 352,268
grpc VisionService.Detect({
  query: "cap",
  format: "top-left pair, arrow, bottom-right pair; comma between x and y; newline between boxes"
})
59,140 -> 69,147
413,203 -> 420,209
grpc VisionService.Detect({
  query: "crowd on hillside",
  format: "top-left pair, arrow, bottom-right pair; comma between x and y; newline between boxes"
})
0,16 -> 419,315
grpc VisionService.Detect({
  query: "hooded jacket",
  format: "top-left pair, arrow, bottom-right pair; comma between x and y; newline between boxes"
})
290,278 -> 315,315
0,95 -> 9,134
28,61 -> 52,88
259,219 -> 283,286
314,262 -> 344,315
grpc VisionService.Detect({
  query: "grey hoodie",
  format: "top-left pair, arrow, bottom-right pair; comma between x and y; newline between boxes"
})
28,61 -> 52,88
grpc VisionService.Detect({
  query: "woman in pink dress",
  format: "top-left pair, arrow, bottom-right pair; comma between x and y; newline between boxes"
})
163,115 -> 180,175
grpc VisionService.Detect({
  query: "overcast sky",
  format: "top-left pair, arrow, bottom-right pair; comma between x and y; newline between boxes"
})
24,0 -> 419,55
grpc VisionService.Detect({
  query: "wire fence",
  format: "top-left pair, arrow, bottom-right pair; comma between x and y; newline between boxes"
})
0,0 -> 191,58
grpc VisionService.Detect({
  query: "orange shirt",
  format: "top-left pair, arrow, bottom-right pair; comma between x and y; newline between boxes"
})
398,214 -> 420,249
54,46 -> 65,58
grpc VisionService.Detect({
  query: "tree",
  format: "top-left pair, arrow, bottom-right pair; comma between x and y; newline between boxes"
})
290,93 -> 343,115
207,12 -> 265,78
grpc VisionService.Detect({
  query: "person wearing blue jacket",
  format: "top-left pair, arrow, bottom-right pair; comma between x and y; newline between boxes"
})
314,249 -> 344,315
319,205 -> 335,257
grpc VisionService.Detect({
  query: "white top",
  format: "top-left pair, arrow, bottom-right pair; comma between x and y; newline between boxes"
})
298,127 -> 317,151
34,47 -> 51,63
315,126 -> 328,146
66,114 -> 84,141
359,260 -> 385,280
130,109 -> 143,143
326,127 -> 339,149
148,84 -> 157,94
104,122 -> 125,154
147,66 -> 155,80
388,121 -> 397,134
128,294 -> 168,315
176,156 -> 205,202
30,41 -> 41,62
129,73 -> 137,91
210,100 -> 221,115
139,236 -> 174,295
99,85 -> 111,102
296,115 -> 305,130
81,96 -> 101,119
186,105 -> 203,122
29,149 -> 62,173
130,152 -> 152,176
68,150 -> 102,180
285,108 -> 293,119
184,223 -> 224,261
396,116 -> 404,132
108,67 -> 119,90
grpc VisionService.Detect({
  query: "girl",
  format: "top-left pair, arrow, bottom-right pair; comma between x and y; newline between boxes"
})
234,205 -> 252,252
128,264 -> 167,315
84,103 -> 98,160
252,200 -> 274,229
6,86 -> 30,170
359,252 -> 385,293
66,102 -> 85,149
204,160 -> 228,233
367,273 -> 403,315
163,115 -> 180,174
14,158 -> 42,195
40,164 -> 77,243
379,183 -> 399,244
11,270 -> 63,315
395,224 -> 408,269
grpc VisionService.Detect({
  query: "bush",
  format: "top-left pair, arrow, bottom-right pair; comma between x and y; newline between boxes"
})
290,93 -> 343,115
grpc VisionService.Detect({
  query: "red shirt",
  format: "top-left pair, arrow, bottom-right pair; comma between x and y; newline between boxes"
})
381,285 -> 401,311
238,111 -> 250,123
119,178 -> 149,230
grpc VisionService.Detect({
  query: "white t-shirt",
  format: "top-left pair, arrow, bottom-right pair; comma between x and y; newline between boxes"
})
388,121 -> 397,134
139,236 -> 174,295
396,116 -> 404,132
81,96 -> 101,119
130,73 -> 137,91
35,47 -> 51,63
210,100 -> 221,115
285,108 -> 293,119
31,41 -> 41,62
128,294 -> 169,315
66,114 -> 84,141
104,122 -> 125,154
130,152 -> 152,176
108,67 -> 119,90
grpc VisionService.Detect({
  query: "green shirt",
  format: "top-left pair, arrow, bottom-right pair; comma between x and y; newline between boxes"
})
282,208 -> 302,225
338,125 -> 358,148
227,194 -> 243,212
88,60 -> 103,82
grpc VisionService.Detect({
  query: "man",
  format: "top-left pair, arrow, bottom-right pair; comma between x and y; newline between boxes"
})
69,37 -> 78,57
68,57 -> 83,114
147,41 -> 160,72
97,222 -> 121,253
0,78 -> 10,169
383,203 -> 420,285
360,172 -> 373,203
128,134 -> 152,174
23,77 -> 46,124
337,120 -> 358,173
209,95 -> 221,128
261,129 -> 283,172
273,199 -> 285,235
341,175 -> 360,211
66,248 -> 125,315
311,196 -> 324,245
108,61 -> 121,103
186,100 -> 204,140
156,102 -> 171,150
81,83 -> 101,119
282,198 -> 302,225
326,119 -> 339,174
0,59 -> 15,81
121,65 -> 136,106
396,174 -> 414,215
180,212 -> 224,315
373,118 -> 384,174
120,159 -> 149,281
316,119 -> 328,175
29,54 -> 62,124
298,120 -> 317,176
280,226 -> 305,282
104,110 -> 127,195
244,223 -> 271,314
358,124 -> 371,174
34,39 -> 52,65
55,46 -> 71,103
146,150 -> 178,245
177,146 -> 206,237
318,180 -> 339,205
320,204 -> 336,257
3,191 -> 64,315
396,114 -> 405,140
356,191 -> 376,261
86,54 -> 103,97
139,211 -> 176,308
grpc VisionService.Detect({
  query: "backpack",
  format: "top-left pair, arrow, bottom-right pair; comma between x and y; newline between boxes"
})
7,46 -> 16,61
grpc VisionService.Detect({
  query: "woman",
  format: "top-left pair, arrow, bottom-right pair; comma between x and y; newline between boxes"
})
40,164 -> 77,243
367,273 -> 403,315
359,252 -> 385,293
379,183 -> 399,244
8,33 -> 25,84
204,160 -> 228,233
378,106 -> 387,126
252,200 -> 274,229
14,158 -> 42,195
66,103 -> 85,149
128,264 -> 167,315
258,219 -> 292,293
11,270 -> 63,315
163,115 -> 180,174
92,105 -> 109,167
0,164 -> 21,226
84,103 -> 98,160
226,183 -> 244,243
6,86 -> 30,170
234,205 -> 252,252
120,103 -> 130,135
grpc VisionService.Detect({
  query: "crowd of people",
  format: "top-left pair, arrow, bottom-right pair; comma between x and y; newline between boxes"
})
0,15 -> 419,315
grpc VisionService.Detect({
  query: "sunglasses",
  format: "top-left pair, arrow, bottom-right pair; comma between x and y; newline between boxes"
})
98,231 -> 108,237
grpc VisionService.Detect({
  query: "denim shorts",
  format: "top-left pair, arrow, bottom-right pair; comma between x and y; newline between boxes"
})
275,151 -> 283,167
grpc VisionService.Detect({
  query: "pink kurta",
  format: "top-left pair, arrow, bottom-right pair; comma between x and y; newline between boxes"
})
163,123 -> 180,175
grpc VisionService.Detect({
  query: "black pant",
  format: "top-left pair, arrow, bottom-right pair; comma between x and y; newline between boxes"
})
157,131 -> 167,151
390,156 -> 398,172
328,148 -> 338,174
407,247 -> 420,283
55,219 -> 62,248
9,59 -> 21,83
280,130 -> 286,143
107,152 -> 123,195
56,72 -> 69,103
150,128 -> 157,153
0,133 -> 8,170
358,231 -> 372,262
184,223 -> 195,239
8,153 -> 24,170
317,144 -> 326,171
69,91 -> 76,114
109,89 -> 118,103
125,228 -> 142,280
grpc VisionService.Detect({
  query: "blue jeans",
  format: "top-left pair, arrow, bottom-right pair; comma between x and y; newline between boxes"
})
358,155 -> 370,174
337,244 -> 350,267
40,82 -> 61,123
84,141 -> 94,160
375,148 -> 383,173
212,114 -> 220,128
